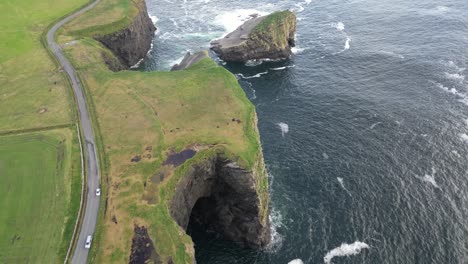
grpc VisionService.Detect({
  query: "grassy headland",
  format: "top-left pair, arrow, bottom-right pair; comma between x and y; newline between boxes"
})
59,0 -> 268,262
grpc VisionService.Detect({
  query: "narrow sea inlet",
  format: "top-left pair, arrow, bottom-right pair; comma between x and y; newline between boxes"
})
143,0 -> 468,263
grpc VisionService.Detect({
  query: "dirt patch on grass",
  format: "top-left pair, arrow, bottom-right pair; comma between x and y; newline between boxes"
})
163,149 -> 196,167
129,225 -> 162,264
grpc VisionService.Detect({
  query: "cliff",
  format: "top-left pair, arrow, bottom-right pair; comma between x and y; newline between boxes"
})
171,51 -> 209,71
94,0 -> 156,67
60,0 -> 271,261
170,149 -> 270,249
211,10 -> 296,62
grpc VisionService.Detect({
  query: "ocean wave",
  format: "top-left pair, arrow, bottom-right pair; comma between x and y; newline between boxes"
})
344,37 -> 351,50
277,122 -> 289,137
436,83 -> 468,103
150,15 -> 159,24
236,71 -> 269,79
266,208 -> 284,252
288,259 -> 304,264
460,133 -> 468,143
380,51 -> 405,59
245,60 -> 264,67
214,9 -> 268,36
445,72 -> 465,82
337,177 -> 352,196
292,47 -> 306,54
322,152 -> 329,159
416,167 -> 439,188
444,61 -> 465,72
324,241 -> 369,264
270,65 -> 295,71
332,22 -> 345,31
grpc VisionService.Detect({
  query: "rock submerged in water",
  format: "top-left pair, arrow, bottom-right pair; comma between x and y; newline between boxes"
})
211,10 -> 297,62
171,51 -> 209,71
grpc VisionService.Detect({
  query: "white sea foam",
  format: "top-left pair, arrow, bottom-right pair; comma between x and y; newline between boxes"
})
445,72 -> 465,82
270,65 -> 295,71
436,83 -> 467,99
214,9 -> 268,35
150,15 -> 159,24
130,58 -> 144,69
445,61 -> 465,72
288,259 -> 304,264
416,167 -> 439,188
333,22 -> 345,31
245,60 -> 264,67
324,241 -> 369,264
452,150 -> 461,158
370,122 -> 382,129
436,5 -> 450,12
294,3 -> 305,12
277,122 -> 289,137
380,51 -> 405,59
337,177 -> 352,196
292,47 -> 306,54
344,37 -> 351,50
236,71 -> 269,79
460,133 -> 468,143
266,208 -> 284,252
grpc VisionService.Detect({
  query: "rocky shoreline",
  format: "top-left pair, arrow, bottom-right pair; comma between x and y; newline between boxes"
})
211,10 -> 297,62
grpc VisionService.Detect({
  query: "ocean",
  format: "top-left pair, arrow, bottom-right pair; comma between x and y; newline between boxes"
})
141,0 -> 468,263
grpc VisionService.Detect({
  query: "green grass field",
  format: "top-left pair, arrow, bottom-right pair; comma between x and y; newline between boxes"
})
0,0 -> 87,132
0,129 -> 81,263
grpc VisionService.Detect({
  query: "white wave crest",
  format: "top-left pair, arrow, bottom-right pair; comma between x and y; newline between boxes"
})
460,133 -> 468,143
324,241 -> 369,264
214,9 -> 268,35
266,208 -> 284,252
337,177 -> 352,196
150,15 -> 159,24
288,259 -> 304,264
332,22 -> 345,31
292,47 -> 306,54
236,71 -> 269,79
277,122 -> 289,137
245,60 -> 264,67
445,72 -> 465,82
344,37 -> 351,50
270,65 -> 295,71
445,61 -> 465,72
416,167 -> 439,188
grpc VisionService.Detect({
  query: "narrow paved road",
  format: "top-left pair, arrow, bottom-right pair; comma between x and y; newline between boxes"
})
46,1 -> 101,263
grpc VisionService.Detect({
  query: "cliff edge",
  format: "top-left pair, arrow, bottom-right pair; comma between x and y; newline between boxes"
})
94,0 -> 155,67
211,10 -> 296,62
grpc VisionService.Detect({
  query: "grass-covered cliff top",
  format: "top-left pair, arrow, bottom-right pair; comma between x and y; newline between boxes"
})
62,0 -> 143,36
251,10 -> 296,48
59,1 -> 268,263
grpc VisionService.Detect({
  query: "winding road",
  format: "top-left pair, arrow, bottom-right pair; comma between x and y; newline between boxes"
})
46,1 -> 101,263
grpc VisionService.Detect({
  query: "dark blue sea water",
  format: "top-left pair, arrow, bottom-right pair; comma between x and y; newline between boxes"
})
142,0 -> 468,263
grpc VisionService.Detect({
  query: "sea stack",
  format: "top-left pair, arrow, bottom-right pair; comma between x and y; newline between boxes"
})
211,10 -> 297,62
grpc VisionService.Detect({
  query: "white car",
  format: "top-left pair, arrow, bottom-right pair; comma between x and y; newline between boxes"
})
85,235 -> 92,249
96,188 -> 101,196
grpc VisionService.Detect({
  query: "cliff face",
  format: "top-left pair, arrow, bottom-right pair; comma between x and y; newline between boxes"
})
171,51 -> 209,71
211,10 -> 296,62
169,152 -> 270,249
95,0 -> 156,67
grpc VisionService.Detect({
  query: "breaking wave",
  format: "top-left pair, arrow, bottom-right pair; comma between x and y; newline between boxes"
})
277,122 -> 289,137
324,241 -> 370,264
288,259 -> 304,264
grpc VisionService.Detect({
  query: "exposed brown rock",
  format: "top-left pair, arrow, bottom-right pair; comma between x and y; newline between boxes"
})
95,0 -> 156,68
